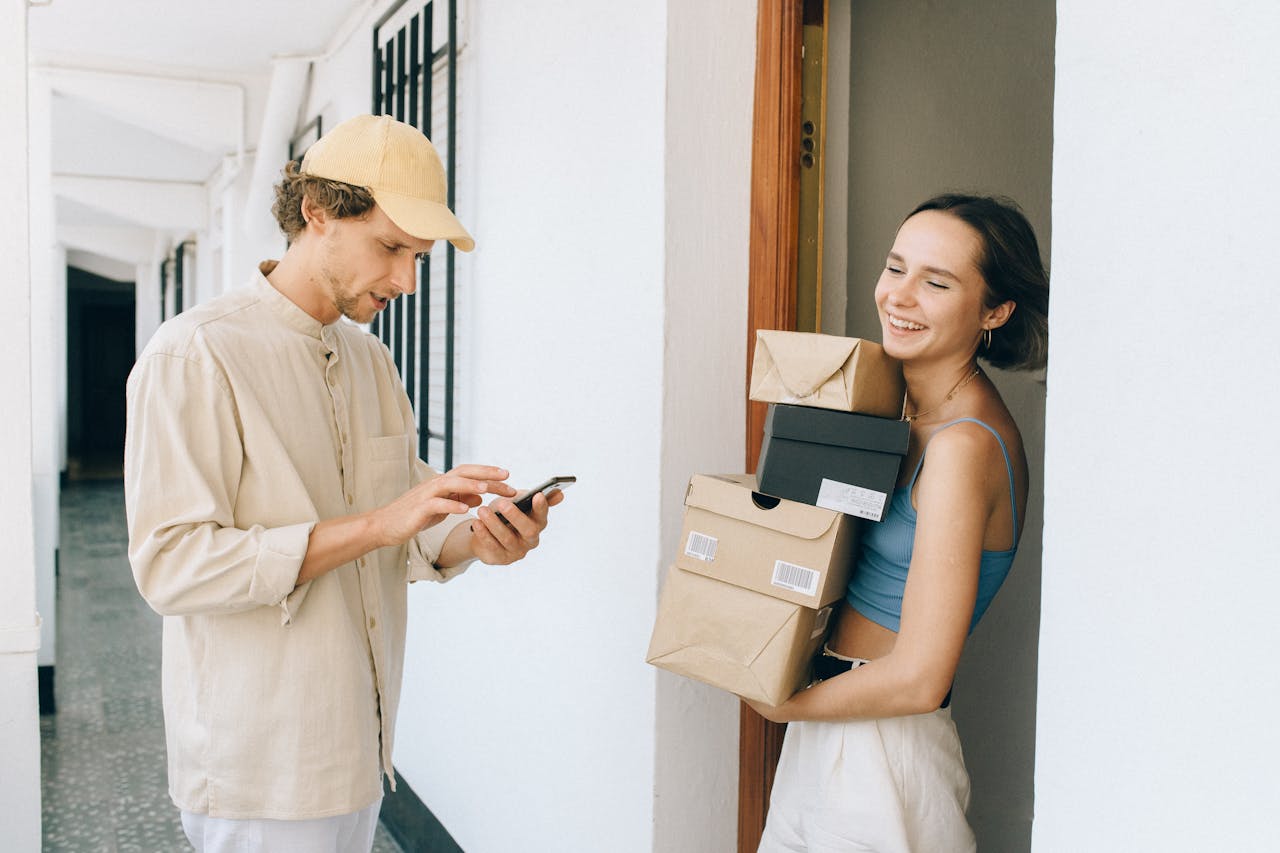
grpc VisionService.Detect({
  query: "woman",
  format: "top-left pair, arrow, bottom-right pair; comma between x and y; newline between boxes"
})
751,194 -> 1050,852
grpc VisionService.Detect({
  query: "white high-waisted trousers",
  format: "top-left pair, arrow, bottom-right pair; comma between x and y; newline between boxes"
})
180,796 -> 383,853
758,690 -> 975,852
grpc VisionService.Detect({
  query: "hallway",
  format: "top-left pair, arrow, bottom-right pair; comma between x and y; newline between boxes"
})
40,481 -> 405,852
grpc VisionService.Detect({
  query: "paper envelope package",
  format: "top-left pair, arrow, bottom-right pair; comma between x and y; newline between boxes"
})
647,564 -> 835,706
749,330 -> 905,418
646,474 -> 857,705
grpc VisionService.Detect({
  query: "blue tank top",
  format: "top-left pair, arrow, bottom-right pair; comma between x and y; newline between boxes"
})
846,417 -> 1020,634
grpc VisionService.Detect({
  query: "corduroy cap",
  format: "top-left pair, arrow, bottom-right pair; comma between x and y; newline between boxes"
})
301,114 -> 475,252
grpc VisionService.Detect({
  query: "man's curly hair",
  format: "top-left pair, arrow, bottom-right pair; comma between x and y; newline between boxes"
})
271,160 -> 376,241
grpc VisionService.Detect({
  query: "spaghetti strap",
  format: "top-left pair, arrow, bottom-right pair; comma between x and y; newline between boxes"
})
907,417 -> 1019,540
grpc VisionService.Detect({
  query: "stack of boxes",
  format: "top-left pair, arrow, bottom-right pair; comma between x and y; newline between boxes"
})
647,331 -> 910,705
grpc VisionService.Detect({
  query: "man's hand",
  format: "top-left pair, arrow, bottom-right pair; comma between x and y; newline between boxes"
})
373,465 -> 514,548
469,488 -> 566,566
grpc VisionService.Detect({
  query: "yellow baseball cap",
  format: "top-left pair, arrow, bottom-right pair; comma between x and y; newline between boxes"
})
301,114 -> 475,252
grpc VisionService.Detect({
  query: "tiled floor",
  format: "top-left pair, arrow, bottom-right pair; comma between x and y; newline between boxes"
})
41,480 -> 405,852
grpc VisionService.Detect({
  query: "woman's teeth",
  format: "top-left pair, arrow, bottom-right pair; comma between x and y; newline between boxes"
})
889,315 -> 925,331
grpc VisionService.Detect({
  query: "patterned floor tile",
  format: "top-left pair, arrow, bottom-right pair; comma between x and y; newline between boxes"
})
42,481 -> 406,853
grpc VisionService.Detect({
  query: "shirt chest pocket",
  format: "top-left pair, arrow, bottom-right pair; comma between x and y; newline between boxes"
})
367,434 -> 412,507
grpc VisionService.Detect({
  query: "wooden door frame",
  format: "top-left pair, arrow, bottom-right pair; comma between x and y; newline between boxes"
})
740,0 -> 805,849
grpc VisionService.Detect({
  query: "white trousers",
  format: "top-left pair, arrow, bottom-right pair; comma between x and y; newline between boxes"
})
759,708 -> 975,853
181,797 -> 383,853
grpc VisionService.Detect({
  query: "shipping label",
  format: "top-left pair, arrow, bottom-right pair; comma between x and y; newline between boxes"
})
684,531 -> 718,562
771,560 -> 819,597
816,478 -> 889,521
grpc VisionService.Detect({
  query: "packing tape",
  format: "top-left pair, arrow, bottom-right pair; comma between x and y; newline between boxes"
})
0,614 -> 43,654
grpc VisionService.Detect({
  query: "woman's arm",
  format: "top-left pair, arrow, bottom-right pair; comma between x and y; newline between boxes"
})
749,424 -> 1004,722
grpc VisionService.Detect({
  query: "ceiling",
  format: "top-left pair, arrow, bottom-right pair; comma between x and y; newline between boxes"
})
27,0 -> 365,274
27,0 -> 362,74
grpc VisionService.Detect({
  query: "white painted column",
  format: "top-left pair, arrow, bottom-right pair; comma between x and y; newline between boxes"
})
655,1 -> 756,850
0,0 -> 45,846
195,225 -> 216,304
28,67 -> 58,674
135,260 -> 161,355
53,244 -> 68,471
242,57 -> 312,242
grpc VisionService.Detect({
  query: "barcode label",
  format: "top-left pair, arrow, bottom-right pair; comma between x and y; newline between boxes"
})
684,531 -> 718,562
816,478 -> 889,521
811,605 -> 833,639
771,560 -> 819,597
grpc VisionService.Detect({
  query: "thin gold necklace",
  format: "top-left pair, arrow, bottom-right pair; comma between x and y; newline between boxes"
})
901,367 -> 981,423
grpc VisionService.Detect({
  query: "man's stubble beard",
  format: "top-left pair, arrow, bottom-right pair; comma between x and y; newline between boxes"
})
322,263 -> 371,325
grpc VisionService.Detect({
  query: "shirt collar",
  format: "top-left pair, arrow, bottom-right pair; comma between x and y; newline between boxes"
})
252,260 -> 341,340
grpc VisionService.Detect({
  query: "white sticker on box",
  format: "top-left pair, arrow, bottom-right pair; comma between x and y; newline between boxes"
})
772,560 -> 820,597
816,478 -> 890,521
811,605 -> 833,639
684,531 -> 718,562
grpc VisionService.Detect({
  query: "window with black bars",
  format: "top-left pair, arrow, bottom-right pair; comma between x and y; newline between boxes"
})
160,242 -> 190,321
372,0 -> 460,471
288,116 -> 323,162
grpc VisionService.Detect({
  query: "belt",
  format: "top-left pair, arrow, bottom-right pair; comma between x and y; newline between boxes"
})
811,653 -> 952,710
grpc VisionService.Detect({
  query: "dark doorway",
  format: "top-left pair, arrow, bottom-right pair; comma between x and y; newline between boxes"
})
67,266 -> 136,480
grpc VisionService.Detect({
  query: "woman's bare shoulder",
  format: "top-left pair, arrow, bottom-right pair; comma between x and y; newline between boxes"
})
923,399 -> 1024,481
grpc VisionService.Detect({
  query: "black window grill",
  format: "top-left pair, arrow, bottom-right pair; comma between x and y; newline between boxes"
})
173,240 -> 189,316
372,0 -> 460,471
288,116 -> 323,162
159,241 -> 190,321
159,256 -> 171,322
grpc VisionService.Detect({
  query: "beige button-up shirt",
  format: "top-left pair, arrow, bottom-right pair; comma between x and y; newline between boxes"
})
124,263 -> 471,819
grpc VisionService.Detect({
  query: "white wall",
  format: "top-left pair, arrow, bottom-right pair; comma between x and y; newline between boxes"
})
386,3 -> 671,849
1035,3 -> 1280,851
284,3 -> 751,847
655,1 -> 756,851
1,0 -> 43,847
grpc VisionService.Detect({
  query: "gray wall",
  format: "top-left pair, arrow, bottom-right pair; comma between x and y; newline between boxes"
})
829,1 -> 1055,850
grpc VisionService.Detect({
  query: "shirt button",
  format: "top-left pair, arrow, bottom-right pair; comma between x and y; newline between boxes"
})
346,494 -> 353,505
328,374 -> 336,385
368,617 -> 377,630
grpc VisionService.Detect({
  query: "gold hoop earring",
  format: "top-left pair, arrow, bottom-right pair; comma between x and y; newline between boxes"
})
983,328 -> 993,350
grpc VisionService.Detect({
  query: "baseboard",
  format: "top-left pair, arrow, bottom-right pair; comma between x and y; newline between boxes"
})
381,767 -> 464,852
39,665 -> 56,715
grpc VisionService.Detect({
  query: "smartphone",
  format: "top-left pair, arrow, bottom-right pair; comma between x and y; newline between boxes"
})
493,475 -> 575,526
511,475 -> 576,513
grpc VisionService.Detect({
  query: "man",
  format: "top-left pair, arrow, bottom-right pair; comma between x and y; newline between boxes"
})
124,114 -> 560,852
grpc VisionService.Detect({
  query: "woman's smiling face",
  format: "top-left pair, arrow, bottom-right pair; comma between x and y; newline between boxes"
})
874,209 -> 1004,366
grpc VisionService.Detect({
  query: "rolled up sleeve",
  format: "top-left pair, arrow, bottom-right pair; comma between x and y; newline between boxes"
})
125,352 -> 315,620
403,455 -> 477,582
407,514 -> 476,582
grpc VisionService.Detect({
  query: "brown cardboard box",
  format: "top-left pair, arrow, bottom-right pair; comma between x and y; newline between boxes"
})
749,330 -> 905,418
647,564 -> 834,706
646,474 -> 855,705
675,474 -> 856,608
